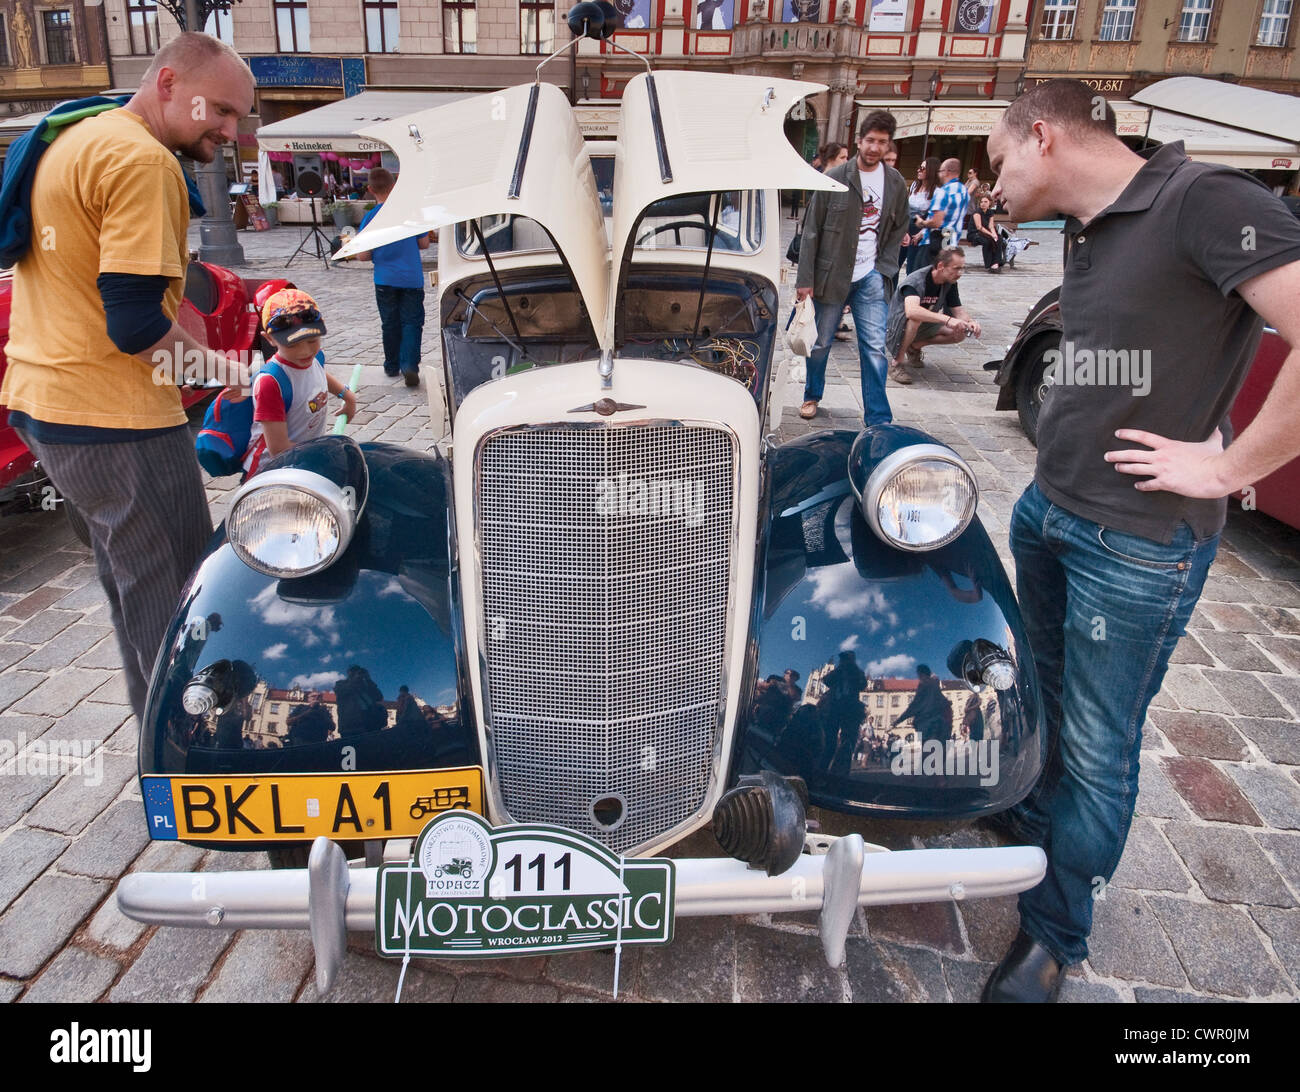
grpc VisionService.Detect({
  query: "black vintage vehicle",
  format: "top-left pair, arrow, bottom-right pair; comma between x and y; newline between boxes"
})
119,12 -> 1046,993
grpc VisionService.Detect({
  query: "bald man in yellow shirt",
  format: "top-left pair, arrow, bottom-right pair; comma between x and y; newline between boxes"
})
0,33 -> 255,722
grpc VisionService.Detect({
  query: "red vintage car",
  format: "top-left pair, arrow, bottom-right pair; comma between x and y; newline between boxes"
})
990,286 -> 1299,531
0,262 -> 290,533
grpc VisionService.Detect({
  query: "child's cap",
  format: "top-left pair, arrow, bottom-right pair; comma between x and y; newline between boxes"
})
261,288 -> 327,345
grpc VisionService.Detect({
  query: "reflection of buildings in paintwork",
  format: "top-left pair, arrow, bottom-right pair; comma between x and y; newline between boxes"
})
802,658 -> 1000,742
241,681 -> 398,747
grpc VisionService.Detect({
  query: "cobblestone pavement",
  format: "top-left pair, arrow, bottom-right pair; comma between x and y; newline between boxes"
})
0,216 -> 1296,1003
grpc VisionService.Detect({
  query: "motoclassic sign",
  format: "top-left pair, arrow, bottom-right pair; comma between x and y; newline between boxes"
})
376,812 -> 674,958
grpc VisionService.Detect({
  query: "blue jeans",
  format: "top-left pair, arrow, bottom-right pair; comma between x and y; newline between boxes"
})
803,270 -> 891,426
1007,482 -> 1219,965
375,284 -> 425,375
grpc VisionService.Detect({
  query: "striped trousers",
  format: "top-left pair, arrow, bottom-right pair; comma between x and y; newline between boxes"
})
20,427 -> 212,724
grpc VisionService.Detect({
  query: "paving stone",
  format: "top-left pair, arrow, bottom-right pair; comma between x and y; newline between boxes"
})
1170,634 -> 1214,666
20,948 -> 120,1003
23,753 -> 136,836
0,873 -> 109,979
10,668 -> 112,717
1262,675 -> 1300,719
845,938 -> 948,1002
1086,889 -> 1185,987
1147,896 -> 1284,998
1251,605 -> 1300,636
3,585 -> 69,620
1232,717 -> 1300,765
1162,822 -> 1294,907
1199,574 -> 1255,605
0,827 -> 68,914
41,700 -> 131,744
53,582 -> 109,611
0,551 -> 86,594
1249,907 -> 1300,988
453,976 -> 562,1003
57,800 -> 152,879
0,769 -> 61,830
1199,601 -> 1270,633
1058,977 -> 1123,1002
1251,579 -> 1300,608
1109,818 -> 1192,894
75,636 -> 125,670
297,949 -> 456,1003
866,899 -> 964,954
5,609 -> 78,646
1255,832 -> 1300,897
1197,632 -> 1280,672
1158,666 -> 1232,713
1160,756 -> 1262,826
1201,669 -> 1289,718
1225,764 -> 1300,830
0,642 -> 35,672
733,924 -> 845,1002
543,945 -> 640,996
15,624 -> 111,673
1133,987 -> 1230,1002
0,670 -> 43,713
109,926 -> 235,1002
957,893 -> 1020,962
942,958 -> 995,1003
84,894 -> 148,951
198,930 -> 315,1003
0,711 -> 53,752
638,916 -> 735,1002
1137,756 -> 1194,820
0,979 -> 20,1002
85,674 -> 129,706
1253,635 -> 1300,674
1147,710 -> 1249,761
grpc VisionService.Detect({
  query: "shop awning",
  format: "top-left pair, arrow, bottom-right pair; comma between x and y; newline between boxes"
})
1144,110 -> 1300,171
255,91 -> 476,154
854,100 -> 1011,139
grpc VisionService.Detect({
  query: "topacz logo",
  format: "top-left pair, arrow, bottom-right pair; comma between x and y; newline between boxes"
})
1042,341 -> 1152,396
595,472 -> 706,526
50,1024 -> 151,1072
890,738 -> 1000,787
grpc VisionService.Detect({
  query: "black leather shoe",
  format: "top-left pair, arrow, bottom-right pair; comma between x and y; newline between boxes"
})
981,929 -> 1064,1003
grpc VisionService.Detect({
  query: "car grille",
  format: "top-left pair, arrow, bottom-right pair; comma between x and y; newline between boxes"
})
476,422 -> 734,855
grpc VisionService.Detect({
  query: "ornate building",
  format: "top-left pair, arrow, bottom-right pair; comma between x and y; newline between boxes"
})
0,1 -> 112,118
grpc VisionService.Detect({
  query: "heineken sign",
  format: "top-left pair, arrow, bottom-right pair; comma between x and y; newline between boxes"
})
376,812 -> 675,958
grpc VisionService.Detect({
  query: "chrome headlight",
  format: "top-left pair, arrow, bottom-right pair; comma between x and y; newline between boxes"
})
857,443 -> 978,552
227,468 -> 358,577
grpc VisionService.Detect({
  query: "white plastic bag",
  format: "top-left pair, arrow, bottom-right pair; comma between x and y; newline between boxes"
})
785,297 -> 818,359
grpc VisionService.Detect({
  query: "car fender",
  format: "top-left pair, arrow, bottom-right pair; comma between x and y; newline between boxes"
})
140,442 -> 479,789
735,430 -> 1043,818
991,287 -> 1061,411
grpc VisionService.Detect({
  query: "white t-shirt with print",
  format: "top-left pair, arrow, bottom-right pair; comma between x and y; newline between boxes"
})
852,162 -> 886,283
243,352 -> 331,476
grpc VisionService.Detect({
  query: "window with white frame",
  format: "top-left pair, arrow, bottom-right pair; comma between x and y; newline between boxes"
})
274,0 -> 311,52
204,4 -> 234,42
1177,0 -> 1212,41
443,0 -> 477,53
43,9 -> 76,64
1039,0 -> 1077,39
365,0 -> 400,52
520,0 -> 554,54
1258,0 -> 1291,46
1099,0 -> 1136,41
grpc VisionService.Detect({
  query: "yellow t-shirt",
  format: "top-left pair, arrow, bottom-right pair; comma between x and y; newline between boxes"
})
0,108 -> 189,429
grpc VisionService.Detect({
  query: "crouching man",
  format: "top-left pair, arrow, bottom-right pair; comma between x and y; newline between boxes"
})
884,247 -> 981,384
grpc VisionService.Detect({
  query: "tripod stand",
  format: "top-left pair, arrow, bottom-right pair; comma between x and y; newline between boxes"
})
286,197 -> 332,270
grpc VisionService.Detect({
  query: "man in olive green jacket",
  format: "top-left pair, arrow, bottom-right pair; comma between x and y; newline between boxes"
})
795,110 -> 909,425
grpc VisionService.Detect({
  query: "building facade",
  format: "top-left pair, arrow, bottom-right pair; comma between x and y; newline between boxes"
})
0,1 -> 112,118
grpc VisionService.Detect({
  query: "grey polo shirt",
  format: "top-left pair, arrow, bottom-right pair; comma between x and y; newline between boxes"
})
1037,141 -> 1300,543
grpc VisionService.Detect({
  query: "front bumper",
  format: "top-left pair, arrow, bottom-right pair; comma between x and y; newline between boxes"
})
118,836 -> 1045,994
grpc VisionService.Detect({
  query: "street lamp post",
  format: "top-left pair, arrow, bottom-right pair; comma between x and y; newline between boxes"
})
920,72 -> 939,164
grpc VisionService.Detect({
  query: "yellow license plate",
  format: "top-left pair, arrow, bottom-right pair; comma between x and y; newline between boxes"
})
142,769 -> 484,842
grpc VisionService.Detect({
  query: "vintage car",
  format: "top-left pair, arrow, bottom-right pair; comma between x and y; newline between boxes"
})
0,262 -> 291,534
990,285 -> 1300,531
118,37 -> 1047,994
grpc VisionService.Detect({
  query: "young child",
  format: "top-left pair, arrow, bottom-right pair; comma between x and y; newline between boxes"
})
245,288 -> 357,477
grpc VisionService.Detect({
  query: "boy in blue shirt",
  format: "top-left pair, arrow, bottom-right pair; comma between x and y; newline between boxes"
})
355,167 -> 432,387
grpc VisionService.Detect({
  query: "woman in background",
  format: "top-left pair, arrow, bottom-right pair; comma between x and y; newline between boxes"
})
905,157 -> 940,273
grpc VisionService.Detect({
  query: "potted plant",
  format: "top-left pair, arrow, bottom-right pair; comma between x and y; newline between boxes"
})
263,201 -> 279,228
326,201 -> 351,229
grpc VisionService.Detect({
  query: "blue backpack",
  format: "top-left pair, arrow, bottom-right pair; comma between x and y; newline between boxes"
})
0,96 -> 206,268
195,358 -> 294,479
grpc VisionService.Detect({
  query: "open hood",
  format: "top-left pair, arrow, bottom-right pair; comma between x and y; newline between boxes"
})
335,73 -> 841,350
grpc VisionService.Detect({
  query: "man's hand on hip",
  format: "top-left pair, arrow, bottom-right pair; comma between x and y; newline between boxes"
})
1106,428 -> 1233,498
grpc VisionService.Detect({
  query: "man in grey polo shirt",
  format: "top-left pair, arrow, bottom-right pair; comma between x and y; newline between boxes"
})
981,79 -> 1300,1002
